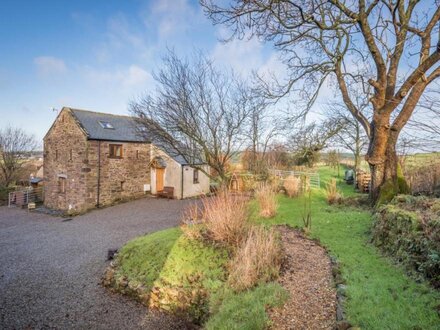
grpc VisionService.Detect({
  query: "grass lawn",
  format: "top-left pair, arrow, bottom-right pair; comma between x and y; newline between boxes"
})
253,166 -> 439,329
205,283 -> 288,330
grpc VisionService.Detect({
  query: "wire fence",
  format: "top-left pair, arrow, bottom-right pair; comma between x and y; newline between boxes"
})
269,169 -> 320,188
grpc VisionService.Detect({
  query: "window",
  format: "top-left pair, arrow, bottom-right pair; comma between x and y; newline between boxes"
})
98,121 -> 114,129
109,144 -> 123,158
69,149 -> 73,161
120,181 -> 125,192
55,150 -> 58,161
193,168 -> 199,184
58,177 -> 66,193
136,150 -> 139,159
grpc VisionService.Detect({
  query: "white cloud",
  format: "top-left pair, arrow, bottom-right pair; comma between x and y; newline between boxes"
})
89,13 -> 155,64
107,14 -> 148,52
148,0 -> 201,39
211,37 -> 265,76
34,56 -> 67,77
123,65 -> 152,87
257,53 -> 287,81
82,64 -> 152,89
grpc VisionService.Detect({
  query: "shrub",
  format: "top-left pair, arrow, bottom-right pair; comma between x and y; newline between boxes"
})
326,178 -> 342,205
372,196 -> 440,288
228,226 -> 282,291
255,183 -> 278,218
404,159 -> 440,195
201,190 -> 249,248
241,174 -> 258,192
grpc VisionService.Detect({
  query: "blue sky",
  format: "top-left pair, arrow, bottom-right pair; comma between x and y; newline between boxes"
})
1,0 -> 437,149
0,0 -> 280,144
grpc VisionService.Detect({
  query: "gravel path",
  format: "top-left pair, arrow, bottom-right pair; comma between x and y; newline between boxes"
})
269,226 -> 337,330
0,197 -> 191,329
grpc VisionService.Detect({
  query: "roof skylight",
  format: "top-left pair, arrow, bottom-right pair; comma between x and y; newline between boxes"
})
98,121 -> 114,129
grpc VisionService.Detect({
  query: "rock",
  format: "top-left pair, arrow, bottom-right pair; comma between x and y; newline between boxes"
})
101,268 -> 115,287
336,320 -> 352,330
336,302 -> 345,321
337,284 -> 347,295
117,277 -> 128,288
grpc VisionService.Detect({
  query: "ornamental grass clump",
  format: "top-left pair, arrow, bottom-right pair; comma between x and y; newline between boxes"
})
201,190 -> 249,248
326,178 -> 343,205
255,183 -> 278,218
284,175 -> 301,198
228,226 -> 282,291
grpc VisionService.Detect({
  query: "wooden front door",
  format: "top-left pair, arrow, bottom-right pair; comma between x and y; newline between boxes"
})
156,168 -> 164,192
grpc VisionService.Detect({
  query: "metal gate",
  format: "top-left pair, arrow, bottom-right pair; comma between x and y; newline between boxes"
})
8,187 -> 44,208
269,169 -> 320,188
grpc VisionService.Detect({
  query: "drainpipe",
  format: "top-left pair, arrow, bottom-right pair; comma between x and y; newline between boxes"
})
181,165 -> 184,199
96,141 -> 101,208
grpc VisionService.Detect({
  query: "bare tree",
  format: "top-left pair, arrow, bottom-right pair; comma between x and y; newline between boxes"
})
326,101 -> 369,172
202,0 -> 440,203
0,126 -> 37,187
265,142 -> 293,169
327,149 -> 340,169
407,82 -> 440,149
288,119 -> 345,167
130,51 -> 253,183
242,95 -> 282,174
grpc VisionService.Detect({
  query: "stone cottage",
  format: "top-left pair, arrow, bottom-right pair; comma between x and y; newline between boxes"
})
43,107 -> 210,213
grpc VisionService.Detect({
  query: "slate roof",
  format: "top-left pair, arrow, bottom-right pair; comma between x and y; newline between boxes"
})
69,108 -> 147,143
67,107 -> 197,165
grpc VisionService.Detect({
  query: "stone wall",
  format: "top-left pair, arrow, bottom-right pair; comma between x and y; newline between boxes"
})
43,109 -> 90,212
87,140 -> 151,208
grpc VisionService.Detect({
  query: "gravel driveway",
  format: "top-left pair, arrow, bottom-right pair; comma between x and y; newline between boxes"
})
0,197 -> 191,329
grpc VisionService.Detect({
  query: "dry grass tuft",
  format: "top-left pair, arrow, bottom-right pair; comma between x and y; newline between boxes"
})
270,176 -> 282,193
326,178 -> 343,205
284,175 -> 301,198
228,226 -> 282,291
255,184 -> 278,218
201,190 -> 249,247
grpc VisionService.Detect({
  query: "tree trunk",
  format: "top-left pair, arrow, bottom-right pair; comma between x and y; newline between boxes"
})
367,118 -> 407,205
369,139 -> 398,204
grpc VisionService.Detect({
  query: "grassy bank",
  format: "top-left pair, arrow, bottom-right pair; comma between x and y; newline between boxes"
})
110,226 -> 287,328
254,166 -> 439,329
